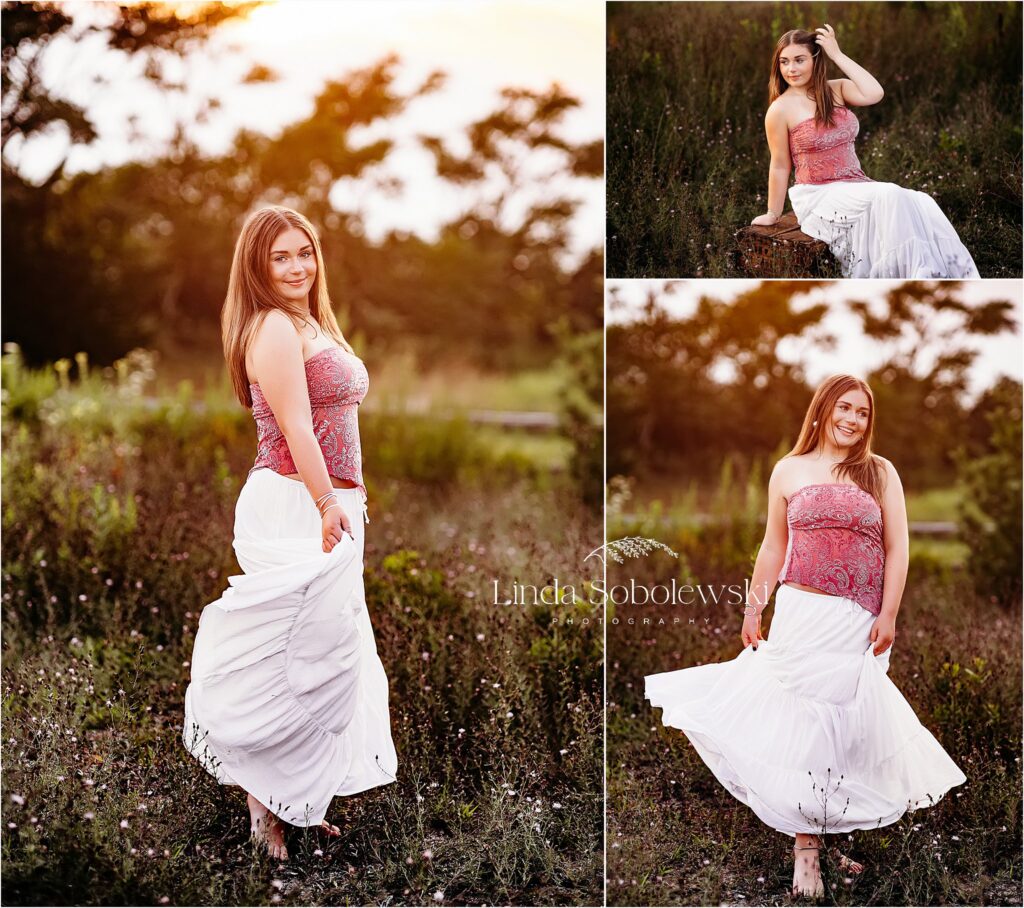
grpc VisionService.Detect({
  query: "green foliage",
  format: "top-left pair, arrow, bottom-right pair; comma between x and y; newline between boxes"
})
1,357 -> 603,904
3,5 -> 602,373
609,281 -> 1019,493
607,553 -> 1022,905
607,1 -> 1022,277
955,379 -> 1024,605
555,327 -> 604,511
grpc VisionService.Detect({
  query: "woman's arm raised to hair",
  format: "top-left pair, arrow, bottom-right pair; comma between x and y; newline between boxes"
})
816,24 -> 884,105
751,105 -> 791,225
249,311 -> 340,509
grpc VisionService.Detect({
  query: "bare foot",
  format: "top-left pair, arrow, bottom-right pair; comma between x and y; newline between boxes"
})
830,847 -> 864,874
247,793 -> 289,861
792,840 -> 824,899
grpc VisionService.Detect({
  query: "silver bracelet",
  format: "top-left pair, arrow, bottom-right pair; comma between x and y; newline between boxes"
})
320,501 -> 341,517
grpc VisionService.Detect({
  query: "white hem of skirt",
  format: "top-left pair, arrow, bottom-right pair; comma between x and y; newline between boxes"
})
645,584 -> 966,836
182,468 -> 397,827
789,180 -> 980,279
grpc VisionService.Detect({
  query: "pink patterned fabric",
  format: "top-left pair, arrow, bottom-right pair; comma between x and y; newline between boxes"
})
779,483 -> 885,615
789,107 -> 872,186
248,346 -> 368,499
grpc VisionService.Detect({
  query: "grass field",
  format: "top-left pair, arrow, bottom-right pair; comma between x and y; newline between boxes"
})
1,352 -> 603,906
605,492 -> 1022,906
607,1 -> 1023,278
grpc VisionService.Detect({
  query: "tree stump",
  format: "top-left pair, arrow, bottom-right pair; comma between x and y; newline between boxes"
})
733,212 -> 837,277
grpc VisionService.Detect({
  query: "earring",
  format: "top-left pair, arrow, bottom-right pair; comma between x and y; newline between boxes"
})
812,420 -> 818,426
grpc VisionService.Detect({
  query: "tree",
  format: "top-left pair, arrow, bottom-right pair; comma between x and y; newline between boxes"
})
2,1 -> 260,182
955,377 -> 1023,605
606,282 -> 831,479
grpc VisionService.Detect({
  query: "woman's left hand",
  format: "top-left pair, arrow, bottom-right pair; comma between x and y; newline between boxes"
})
814,24 -> 842,61
869,612 -> 897,656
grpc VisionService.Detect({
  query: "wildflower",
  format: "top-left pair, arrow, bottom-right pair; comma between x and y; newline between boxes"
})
553,802 -> 562,809
271,880 -> 284,890
476,633 -> 485,641
120,819 -> 129,829
506,711 -> 514,719
83,812 -> 95,820
433,892 -> 445,903
314,849 -> 323,856
422,849 -> 433,860
9,794 -> 25,806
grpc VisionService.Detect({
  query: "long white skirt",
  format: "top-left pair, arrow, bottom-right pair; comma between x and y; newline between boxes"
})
789,180 -> 979,279
182,467 -> 398,827
645,585 -> 966,836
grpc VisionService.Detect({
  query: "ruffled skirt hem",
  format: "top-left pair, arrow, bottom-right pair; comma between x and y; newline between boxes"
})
789,180 -> 979,279
181,469 -> 398,827
645,585 -> 966,835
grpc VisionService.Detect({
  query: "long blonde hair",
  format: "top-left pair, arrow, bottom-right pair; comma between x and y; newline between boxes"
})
768,28 -> 837,128
786,374 -> 886,502
222,205 -> 354,408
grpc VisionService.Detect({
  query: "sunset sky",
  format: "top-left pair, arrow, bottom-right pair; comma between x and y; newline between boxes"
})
12,0 -> 604,259
607,279 -> 1024,399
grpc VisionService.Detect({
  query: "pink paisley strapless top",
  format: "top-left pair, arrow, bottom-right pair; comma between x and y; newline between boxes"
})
789,106 -> 872,186
778,483 -> 884,615
247,346 -> 369,499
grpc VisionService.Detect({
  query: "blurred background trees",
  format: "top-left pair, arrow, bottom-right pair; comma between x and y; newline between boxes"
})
607,280 -> 1019,490
2,1 -> 602,373
607,279 -> 1021,599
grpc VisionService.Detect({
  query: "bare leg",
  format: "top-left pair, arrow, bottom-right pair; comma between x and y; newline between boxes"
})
247,793 -> 289,861
792,833 -> 824,899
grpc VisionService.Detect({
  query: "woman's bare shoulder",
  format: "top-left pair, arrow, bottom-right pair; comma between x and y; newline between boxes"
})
252,309 -> 300,349
248,309 -> 304,380
766,95 -> 791,119
769,454 -> 804,487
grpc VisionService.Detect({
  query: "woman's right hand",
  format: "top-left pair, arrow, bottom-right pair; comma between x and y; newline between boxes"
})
741,611 -> 764,649
321,502 -> 352,553
750,212 -> 780,226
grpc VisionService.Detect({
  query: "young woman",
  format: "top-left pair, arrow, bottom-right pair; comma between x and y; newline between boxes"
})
182,206 -> 398,861
750,25 -> 979,278
645,374 -> 966,898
